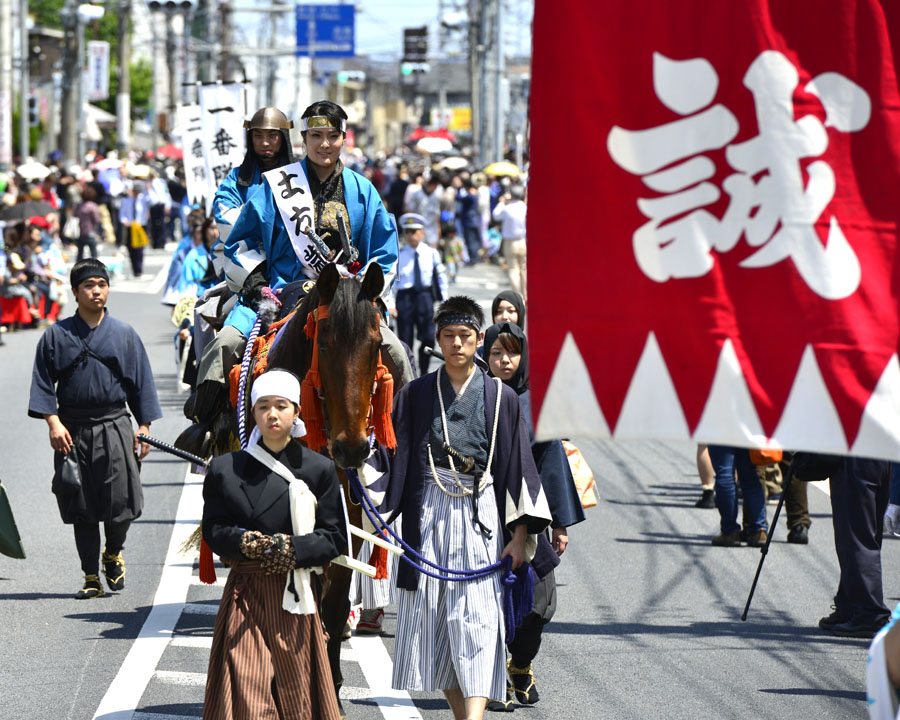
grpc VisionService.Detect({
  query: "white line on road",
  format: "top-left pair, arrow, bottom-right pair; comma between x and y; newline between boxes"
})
348,634 -> 423,720
153,670 -> 207,686
91,469 -> 203,720
132,714 -> 197,720
169,635 -> 212,649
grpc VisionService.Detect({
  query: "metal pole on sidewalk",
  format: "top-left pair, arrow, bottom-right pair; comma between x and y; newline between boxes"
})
116,0 -> 131,151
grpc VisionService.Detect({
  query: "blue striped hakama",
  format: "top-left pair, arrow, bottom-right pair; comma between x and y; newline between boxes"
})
392,467 -> 507,699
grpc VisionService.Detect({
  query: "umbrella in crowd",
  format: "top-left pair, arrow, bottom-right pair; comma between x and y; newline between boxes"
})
127,163 -> 153,179
483,160 -> 521,177
436,156 -> 469,171
415,137 -> 454,154
0,200 -> 54,221
16,160 -> 52,181
157,144 -> 184,160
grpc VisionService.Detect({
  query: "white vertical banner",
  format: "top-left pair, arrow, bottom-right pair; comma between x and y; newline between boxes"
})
177,104 -> 208,207
198,83 -> 246,194
86,41 -> 110,102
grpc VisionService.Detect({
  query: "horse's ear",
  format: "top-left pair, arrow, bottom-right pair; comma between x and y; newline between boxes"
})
318,264 -> 340,304
360,262 -> 384,301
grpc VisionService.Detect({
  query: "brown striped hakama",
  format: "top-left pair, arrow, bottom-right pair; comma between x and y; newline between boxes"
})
203,560 -> 340,720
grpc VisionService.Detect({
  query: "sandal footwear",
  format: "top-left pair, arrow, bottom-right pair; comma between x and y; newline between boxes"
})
509,661 -> 539,705
75,574 -> 106,600
102,549 -> 126,591
486,681 -> 515,712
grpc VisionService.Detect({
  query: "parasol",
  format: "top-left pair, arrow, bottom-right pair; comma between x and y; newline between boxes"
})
0,200 -> 54,221
482,161 -> 521,177
157,144 -> 184,160
415,137 -> 454,154
0,479 -> 25,559
436,156 -> 469,170
16,160 -> 51,180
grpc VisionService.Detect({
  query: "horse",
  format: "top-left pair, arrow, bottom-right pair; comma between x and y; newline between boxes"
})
255,261 -> 393,719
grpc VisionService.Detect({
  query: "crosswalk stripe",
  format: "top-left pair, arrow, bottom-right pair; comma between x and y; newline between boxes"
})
349,634 -> 424,720
170,636 -> 212,649
133,713 -> 199,720
153,670 -> 207,686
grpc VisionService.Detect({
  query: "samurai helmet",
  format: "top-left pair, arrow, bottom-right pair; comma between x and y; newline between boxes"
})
243,107 -> 294,131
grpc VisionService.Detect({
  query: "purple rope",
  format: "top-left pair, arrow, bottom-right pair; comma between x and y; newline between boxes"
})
346,467 -> 503,581
237,316 -> 263,450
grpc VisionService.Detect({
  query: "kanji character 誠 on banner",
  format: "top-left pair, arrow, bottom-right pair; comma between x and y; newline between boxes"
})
528,0 -> 900,461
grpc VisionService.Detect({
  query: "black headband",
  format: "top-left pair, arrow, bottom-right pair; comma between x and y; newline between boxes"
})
71,265 -> 109,289
436,313 -> 480,331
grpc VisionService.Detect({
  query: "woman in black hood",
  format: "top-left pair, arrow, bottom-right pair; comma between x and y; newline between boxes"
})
491,290 -> 526,331
482,320 -> 585,711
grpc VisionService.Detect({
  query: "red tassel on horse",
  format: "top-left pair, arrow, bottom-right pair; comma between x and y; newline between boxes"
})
372,356 -> 396,450
371,544 -> 388,580
199,538 -> 217,584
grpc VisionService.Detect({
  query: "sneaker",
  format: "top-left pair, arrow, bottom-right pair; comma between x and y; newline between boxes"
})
711,532 -> 741,546
787,525 -> 809,544
694,489 -> 715,509
509,661 -> 539,704
355,608 -> 385,635
818,607 -> 849,631
102,549 -> 126,591
766,492 -> 783,506
746,529 -> 768,547
486,683 -> 515,712
829,616 -> 890,639
75,574 -> 106,600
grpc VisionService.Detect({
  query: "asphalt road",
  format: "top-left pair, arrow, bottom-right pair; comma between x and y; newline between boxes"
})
0,250 -> 895,720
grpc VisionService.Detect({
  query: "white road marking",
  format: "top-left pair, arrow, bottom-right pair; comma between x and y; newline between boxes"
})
133,714 -> 197,720
181,603 -> 219,616
153,670 -> 207,687
189,575 -> 229,587
91,469 -> 203,720
340,685 -> 373,700
169,635 -> 212,649
145,259 -> 171,295
349,634 -> 424,720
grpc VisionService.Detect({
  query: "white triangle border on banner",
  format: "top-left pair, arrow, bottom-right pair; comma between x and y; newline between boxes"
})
535,332 -> 610,442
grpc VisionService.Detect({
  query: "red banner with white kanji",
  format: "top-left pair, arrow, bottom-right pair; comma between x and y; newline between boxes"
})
528,0 -> 900,460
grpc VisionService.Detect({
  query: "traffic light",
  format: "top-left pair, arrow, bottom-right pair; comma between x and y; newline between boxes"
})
401,62 -> 429,76
337,71 -> 366,83
147,0 -> 195,10
27,96 -> 38,127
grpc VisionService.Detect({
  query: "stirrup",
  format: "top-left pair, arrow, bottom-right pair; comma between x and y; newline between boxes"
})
75,574 -> 106,600
102,549 -> 126,591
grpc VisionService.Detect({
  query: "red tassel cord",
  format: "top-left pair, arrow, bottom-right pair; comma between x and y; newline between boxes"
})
199,538 -> 217,584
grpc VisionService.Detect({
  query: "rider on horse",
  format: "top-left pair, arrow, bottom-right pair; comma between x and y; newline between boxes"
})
190,100 -> 412,442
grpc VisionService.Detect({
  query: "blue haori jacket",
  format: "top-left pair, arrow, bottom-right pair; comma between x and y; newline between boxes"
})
211,165 -> 262,282
361,368 -> 552,591
221,158 -> 399,337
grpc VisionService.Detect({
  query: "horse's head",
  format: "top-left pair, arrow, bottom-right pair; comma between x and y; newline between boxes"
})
315,263 -> 385,468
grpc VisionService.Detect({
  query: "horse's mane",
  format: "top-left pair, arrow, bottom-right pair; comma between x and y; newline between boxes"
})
327,277 -> 379,348
266,277 -> 377,377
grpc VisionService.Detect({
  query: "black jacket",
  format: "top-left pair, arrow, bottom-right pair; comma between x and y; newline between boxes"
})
202,440 -> 347,569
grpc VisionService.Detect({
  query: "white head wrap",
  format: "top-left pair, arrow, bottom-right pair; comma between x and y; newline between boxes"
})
249,370 -> 306,446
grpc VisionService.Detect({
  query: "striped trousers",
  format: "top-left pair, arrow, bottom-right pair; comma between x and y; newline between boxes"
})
392,470 -> 507,699
203,560 -> 339,720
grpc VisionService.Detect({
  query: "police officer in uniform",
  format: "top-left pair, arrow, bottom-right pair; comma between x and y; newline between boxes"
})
392,213 -> 447,376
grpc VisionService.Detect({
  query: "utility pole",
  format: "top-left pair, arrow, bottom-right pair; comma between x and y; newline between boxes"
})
59,0 -> 79,165
0,0 -> 11,170
116,0 -> 131,150
18,0 -> 28,161
166,10 -> 177,130
468,0 -> 481,161
491,0 -> 504,162
219,0 -> 233,81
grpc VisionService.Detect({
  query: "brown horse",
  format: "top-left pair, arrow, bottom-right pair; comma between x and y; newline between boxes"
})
263,261 -> 390,719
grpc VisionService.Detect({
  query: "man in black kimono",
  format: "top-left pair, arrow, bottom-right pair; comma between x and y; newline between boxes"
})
29,258 -> 162,599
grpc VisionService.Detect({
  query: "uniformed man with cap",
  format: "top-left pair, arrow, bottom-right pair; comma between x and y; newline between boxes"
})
393,212 -> 447,375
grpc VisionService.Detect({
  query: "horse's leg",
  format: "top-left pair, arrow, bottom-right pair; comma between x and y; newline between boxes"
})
321,478 -> 366,719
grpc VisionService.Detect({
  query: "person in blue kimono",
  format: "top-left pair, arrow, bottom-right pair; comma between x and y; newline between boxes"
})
28,259 -> 162,599
193,100 -> 408,423
361,296 -> 551,720
212,106 -> 296,283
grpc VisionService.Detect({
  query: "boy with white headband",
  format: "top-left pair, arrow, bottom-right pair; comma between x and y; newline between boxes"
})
202,368 -> 346,720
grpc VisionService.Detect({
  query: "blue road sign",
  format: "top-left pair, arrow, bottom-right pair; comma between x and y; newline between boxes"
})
296,4 -> 355,58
